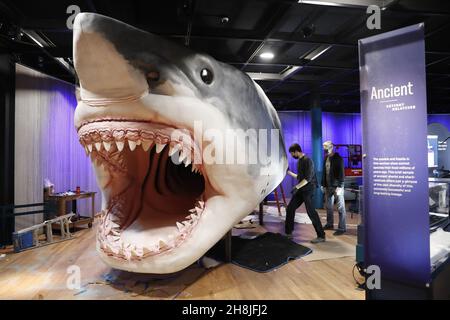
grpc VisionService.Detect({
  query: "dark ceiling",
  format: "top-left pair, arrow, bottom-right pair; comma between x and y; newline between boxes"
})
1,0 -> 450,113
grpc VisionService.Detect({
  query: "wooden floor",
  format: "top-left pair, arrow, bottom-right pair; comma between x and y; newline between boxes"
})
0,208 -> 364,300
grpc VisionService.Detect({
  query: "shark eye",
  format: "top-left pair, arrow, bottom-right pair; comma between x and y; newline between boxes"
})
200,68 -> 213,85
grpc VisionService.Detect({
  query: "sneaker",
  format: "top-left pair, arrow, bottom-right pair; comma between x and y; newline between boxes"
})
310,237 -> 326,244
333,230 -> 346,236
323,225 -> 334,230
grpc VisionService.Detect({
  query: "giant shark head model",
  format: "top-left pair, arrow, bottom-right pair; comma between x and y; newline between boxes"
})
73,13 -> 287,273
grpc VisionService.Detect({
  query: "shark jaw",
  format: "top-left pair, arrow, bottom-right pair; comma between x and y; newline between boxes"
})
78,118 -> 219,263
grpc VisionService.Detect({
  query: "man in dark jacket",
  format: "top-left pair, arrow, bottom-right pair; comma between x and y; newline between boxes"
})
286,143 -> 326,243
321,141 -> 347,235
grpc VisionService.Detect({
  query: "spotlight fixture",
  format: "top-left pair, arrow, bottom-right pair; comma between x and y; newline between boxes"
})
260,52 -> 275,60
297,0 -> 394,8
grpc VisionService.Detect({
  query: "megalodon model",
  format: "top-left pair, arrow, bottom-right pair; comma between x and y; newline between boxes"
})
73,12 -> 287,273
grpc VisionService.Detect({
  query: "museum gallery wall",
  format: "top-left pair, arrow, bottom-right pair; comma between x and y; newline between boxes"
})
14,64 -> 101,230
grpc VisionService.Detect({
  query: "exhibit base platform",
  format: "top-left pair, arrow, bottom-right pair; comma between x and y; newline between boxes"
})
366,259 -> 450,300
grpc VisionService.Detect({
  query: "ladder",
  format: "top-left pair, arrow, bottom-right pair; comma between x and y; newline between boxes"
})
12,213 -> 75,253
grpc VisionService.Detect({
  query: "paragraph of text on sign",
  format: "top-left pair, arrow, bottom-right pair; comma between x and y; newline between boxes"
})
372,157 -> 417,197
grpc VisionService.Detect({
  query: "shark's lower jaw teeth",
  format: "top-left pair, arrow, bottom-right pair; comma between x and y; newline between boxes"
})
79,121 -> 206,261
97,200 -> 206,261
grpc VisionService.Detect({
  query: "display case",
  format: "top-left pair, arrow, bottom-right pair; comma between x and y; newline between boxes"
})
429,179 -> 449,215
428,179 -> 450,274
366,180 -> 450,299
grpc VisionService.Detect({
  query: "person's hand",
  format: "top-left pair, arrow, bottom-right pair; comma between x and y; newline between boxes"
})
336,187 -> 344,196
320,186 -> 324,193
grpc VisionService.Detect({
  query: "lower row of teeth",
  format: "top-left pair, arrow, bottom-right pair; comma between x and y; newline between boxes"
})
98,201 -> 205,261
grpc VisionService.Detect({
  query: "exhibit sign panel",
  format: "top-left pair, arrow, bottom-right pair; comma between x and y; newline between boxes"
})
359,24 -> 430,286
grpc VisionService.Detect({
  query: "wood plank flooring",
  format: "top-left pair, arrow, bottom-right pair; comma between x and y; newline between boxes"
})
0,209 -> 364,300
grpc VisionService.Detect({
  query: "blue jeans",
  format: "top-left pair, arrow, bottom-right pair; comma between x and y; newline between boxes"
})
325,187 -> 346,232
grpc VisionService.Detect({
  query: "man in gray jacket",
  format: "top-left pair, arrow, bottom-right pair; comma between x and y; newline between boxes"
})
321,141 -> 347,235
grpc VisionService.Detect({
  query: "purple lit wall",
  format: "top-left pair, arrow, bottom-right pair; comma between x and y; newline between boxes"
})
322,112 -> 362,146
278,111 -> 361,195
14,64 -> 101,229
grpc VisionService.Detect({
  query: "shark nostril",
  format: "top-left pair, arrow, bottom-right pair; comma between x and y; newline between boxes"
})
146,71 -> 160,82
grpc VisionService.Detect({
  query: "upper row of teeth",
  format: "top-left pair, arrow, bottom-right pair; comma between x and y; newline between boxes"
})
84,139 -> 200,171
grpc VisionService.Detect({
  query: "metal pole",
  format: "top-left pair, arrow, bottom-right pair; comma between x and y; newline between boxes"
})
310,85 -> 324,209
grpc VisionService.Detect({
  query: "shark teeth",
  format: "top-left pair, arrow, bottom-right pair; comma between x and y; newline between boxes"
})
158,240 -> 168,250
83,135 -> 203,177
128,140 -> 137,151
184,220 -> 192,226
178,150 -> 187,162
141,140 -> 152,151
80,128 -> 203,174
99,201 -> 207,261
169,144 -> 181,157
103,141 -> 111,151
116,141 -> 125,152
132,245 -> 144,257
156,143 -> 165,153
176,222 -> 184,231
183,157 -> 191,167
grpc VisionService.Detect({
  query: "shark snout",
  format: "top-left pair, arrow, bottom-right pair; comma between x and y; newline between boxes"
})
73,13 -> 148,100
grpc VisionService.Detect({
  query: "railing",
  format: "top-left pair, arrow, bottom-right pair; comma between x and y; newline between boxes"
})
0,202 -> 56,247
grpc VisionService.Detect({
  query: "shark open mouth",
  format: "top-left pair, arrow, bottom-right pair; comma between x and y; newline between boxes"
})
78,119 -> 209,261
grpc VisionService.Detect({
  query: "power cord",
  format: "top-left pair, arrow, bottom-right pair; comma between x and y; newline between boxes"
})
352,263 -> 366,290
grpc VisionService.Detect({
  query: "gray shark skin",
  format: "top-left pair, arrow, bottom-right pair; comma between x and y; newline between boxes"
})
73,12 -> 287,273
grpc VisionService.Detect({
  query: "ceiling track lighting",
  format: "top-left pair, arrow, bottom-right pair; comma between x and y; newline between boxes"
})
260,52 -> 275,60
297,0 -> 394,9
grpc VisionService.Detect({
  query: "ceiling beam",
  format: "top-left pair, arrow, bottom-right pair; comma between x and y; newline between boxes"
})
238,2 -> 294,71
